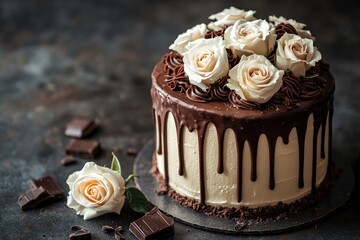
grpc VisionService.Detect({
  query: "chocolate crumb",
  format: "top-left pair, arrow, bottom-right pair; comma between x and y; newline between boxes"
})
235,221 -> 247,231
102,225 -> 114,234
60,155 -> 77,166
112,147 -> 121,153
114,227 -> 125,240
69,225 -> 91,240
125,148 -> 137,156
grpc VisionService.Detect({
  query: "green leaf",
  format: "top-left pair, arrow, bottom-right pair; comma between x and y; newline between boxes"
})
125,173 -> 138,186
111,152 -> 121,175
126,187 -> 152,213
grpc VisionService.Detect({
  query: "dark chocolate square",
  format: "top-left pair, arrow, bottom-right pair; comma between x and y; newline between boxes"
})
65,118 -> 98,138
18,187 -> 51,210
65,139 -> 101,159
129,207 -> 174,240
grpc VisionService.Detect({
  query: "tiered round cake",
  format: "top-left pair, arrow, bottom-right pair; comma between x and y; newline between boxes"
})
151,7 -> 334,218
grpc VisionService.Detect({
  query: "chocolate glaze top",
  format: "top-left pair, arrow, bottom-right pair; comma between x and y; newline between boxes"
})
154,60 -> 334,118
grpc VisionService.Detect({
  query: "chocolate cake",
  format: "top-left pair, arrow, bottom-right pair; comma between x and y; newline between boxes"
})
150,7 -> 334,219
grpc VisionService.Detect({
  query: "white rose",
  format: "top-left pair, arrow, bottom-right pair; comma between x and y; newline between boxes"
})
66,162 -> 126,220
224,19 -> 276,57
276,33 -> 321,77
183,37 -> 229,90
208,7 -> 256,31
169,23 -> 207,55
269,15 -> 314,39
227,54 -> 284,103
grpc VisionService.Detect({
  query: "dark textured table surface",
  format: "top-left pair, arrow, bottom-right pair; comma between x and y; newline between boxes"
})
0,0 -> 359,239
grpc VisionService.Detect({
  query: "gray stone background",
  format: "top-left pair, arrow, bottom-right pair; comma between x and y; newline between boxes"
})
0,0 -> 359,239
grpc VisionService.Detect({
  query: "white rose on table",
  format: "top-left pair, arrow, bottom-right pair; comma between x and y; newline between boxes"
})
227,54 -> 284,104
169,23 -> 207,55
183,36 -> 229,90
224,19 -> 276,57
269,15 -> 314,39
208,6 -> 256,31
276,33 -> 321,77
66,162 -> 126,220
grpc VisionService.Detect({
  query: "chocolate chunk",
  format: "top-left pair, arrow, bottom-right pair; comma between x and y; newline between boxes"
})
18,187 -> 51,210
65,118 -> 98,138
129,207 -> 174,240
101,225 -> 114,233
115,227 -> 125,240
65,139 -> 101,159
125,148 -> 138,156
60,155 -> 77,166
28,176 -> 63,199
69,225 -> 91,240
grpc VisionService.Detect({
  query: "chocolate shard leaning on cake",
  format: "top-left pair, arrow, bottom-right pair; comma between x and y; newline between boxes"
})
151,6 -> 335,220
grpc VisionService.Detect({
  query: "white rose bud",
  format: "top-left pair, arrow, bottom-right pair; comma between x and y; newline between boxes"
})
224,19 -> 276,57
269,15 -> 314,40
169,23 -> 207,55
227,54 -> 284,103
276,33 -> 322,77
208,7 -> 256,31
66,162 -> 126,220
183,37 -> 229,90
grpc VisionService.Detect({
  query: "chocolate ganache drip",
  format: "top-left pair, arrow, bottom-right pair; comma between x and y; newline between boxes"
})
275,23 -> 298,39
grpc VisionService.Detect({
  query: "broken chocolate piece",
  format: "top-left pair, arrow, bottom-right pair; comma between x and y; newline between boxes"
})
65,139 -> 101,159
69,225 -> 91,240
60,155 -> 77,166
101,225 -> 114,233
28,176 -> 63,199
65,118 -> 98,138
129,207 -> 174,240
18,187 -> 51,210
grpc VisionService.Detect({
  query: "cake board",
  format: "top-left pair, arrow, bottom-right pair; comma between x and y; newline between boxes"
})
134,139 -> 354,234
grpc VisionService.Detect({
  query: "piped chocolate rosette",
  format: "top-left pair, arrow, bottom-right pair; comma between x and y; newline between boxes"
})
151,6 -> 335,220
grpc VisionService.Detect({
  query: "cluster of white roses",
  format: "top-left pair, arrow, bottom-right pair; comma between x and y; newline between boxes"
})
169,7 -> 322,104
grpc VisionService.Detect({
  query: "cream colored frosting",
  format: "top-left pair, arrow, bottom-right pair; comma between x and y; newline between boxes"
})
155,112 -> 329,208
